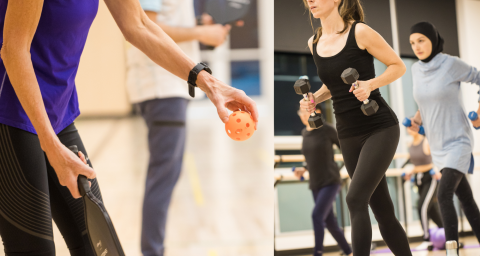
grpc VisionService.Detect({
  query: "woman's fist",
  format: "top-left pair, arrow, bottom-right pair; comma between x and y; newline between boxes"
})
299,92 -> 316,114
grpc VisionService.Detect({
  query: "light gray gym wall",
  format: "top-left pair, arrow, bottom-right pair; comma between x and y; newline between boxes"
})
457,0 -> 480,205
274,0 -> 392,53
396,0 -> 459,57
274,0 -> 320,53
274,0 -> 460,57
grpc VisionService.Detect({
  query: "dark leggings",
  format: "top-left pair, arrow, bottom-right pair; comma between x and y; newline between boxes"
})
311,184 -> 352,256
414,172 -> 443,241
0,123 -> 101,256
340,124 -> 411,256
438,168 -> 480,250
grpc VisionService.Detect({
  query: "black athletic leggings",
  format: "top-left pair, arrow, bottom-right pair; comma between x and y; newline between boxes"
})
340,124 -> 411,256
438,168 -> 480,250
0,123 -> 101,256
414,172 -> 443,241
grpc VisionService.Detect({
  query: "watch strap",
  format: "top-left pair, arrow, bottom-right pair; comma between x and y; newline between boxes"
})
188,62 -> 212,98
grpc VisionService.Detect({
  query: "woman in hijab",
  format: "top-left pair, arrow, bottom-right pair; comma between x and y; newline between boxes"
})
407,21 -> 480,249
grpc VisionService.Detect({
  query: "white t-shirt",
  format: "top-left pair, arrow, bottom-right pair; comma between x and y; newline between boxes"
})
126,0 -> 201,103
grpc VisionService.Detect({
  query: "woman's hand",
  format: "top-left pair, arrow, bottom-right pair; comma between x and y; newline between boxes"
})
299,92 -> 316,114
471,112 -> 480,128
44,142 -> 96,199
349,80 -> 372,102
293,167 -> 306,180
197,72 -> 259,127
433,171 -> 442,181
407,118 -> 421,134
403,169 -> 414,181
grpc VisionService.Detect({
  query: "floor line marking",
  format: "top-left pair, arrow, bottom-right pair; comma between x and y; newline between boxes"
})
207,249 -> 218,256
184,152 -> 204,206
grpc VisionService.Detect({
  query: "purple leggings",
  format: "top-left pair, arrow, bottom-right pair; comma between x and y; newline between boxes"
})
312,184 -> 352,256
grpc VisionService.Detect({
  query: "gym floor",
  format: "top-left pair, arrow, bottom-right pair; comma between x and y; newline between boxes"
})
321,236 -> 480,256
0,100 -> 273,256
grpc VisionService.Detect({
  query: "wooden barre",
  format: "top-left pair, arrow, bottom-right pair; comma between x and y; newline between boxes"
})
275,153 -> 410,163
275,168 -> 406,182
275,166 -> 480,182
275,152 -> 480,163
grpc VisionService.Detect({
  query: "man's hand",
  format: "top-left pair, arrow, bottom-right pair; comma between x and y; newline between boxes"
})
197,24 -> 231,47
200,13 -> 244,27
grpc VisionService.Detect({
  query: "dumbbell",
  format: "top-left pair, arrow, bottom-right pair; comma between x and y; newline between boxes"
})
468,111 -> 480,130
402,118 -> 425,135
294,76 -> 324,129
341,68 -> 379,116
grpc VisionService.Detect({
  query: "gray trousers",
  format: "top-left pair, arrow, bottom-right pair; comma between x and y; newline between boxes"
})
137,97 -> 189,256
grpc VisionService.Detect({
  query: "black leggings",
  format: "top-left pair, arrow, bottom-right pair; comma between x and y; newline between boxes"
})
414,172 -> 443,241
0,123 -> 101,256
438,168 -> 480,249
340,124 -> 411,256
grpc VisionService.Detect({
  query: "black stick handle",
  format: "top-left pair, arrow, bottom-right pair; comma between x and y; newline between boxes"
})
67,145 -> 91,197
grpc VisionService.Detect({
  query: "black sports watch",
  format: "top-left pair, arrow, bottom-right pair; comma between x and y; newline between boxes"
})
188,62 -> 212,98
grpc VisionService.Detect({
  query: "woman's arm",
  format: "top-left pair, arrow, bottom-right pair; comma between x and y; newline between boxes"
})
449,57 -> 480,127
300,36 -> 332,113
1,0 -> 95,198
423,138 -> 431,155
352,23 -> 407,102
104,0 -> 258,124
144,11 -> 231,47
412,110 -> 422,124
451,56 -> 480,86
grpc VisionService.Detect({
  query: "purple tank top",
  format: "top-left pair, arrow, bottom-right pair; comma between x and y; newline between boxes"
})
0,0 -> 99,134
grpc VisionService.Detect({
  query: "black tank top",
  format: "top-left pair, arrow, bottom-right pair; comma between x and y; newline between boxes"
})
312,21 -> 398,139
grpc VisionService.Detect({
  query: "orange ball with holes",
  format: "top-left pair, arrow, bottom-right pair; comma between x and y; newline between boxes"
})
225,111 -> 255,141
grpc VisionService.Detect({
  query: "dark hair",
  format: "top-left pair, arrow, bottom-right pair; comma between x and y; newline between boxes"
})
304,0 -> 365,44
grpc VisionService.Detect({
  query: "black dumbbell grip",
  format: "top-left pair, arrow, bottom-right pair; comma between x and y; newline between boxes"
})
353,82 -> 370,104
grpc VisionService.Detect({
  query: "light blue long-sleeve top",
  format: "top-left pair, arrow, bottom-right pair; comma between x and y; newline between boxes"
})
412,53 -> 480,174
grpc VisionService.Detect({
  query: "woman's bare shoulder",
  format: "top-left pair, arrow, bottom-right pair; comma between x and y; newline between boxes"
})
308,35 -> 314,55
